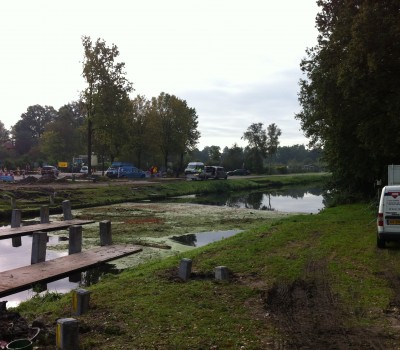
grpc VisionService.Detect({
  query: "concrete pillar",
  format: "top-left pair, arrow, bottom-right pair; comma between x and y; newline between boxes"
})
11,209 -> 21,247
10,198 -> 16,209
62,200 -> 73,220
71,288 -> 91,316
215,266 -> 230,281
11,209 -> 21,228
56,318 -> 79,350
68,225 -> 82,255
178,258 -> 192,281
31,231 -> 47,264
99,220 -> 112,246
40,205 -> 50,224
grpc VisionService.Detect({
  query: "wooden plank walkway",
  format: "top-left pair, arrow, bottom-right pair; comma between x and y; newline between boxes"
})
0,220 -> 95,240
0,245 -> 142,297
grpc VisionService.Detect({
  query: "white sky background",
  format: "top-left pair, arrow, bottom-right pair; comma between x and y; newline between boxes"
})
0,0 -> 319,150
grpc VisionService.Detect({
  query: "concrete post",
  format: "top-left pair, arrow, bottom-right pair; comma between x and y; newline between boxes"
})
62,200 -> 73,220
11,209 -> 21,228
56,318 -> 79,350
71,288 -> 91,316
40,205 -> 50,224
10,198 -> 16,209
68,225 -> 82,255
11,209 -> 21,247
99,220 -> 112,246
215,266 -> 230,281
31,231 -> 47,264
178,258 -> 192,281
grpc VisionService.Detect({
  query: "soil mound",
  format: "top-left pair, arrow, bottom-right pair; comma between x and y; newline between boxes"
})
264,260 -> 391,349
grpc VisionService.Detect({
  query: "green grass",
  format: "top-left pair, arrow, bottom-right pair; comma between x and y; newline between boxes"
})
14,196 -> 400,349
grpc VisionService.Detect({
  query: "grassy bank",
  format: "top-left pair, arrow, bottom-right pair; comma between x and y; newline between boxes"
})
13,177 -> 400,349
0,173 -> 328,219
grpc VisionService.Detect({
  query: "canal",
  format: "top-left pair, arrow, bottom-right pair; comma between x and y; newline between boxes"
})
0,186 -> 325,306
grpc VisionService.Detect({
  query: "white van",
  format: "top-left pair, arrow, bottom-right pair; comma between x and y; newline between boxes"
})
184,162 -> 204,180
377,185 -> 400,248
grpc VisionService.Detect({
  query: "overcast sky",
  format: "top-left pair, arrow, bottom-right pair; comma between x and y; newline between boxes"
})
0,0 -> 319,150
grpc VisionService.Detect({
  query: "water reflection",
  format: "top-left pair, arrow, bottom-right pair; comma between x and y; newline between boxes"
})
226,187 -> 324,213
168,187 -> 325,214
0,234 -> 121,307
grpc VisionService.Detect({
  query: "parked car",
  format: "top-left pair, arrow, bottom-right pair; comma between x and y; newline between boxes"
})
226,169 -> 250,176
105,162 -> 135,178
377,185 -> 400,248
204,166 -> 227,180
80,166 -> 89,174
106,166 -> 145,179
41,165 -> 59,177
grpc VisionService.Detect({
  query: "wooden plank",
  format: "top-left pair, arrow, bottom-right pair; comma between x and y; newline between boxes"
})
0,220 -> 95,240
0,245 -> 142,297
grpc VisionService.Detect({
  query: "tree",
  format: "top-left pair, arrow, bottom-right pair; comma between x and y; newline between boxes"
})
124,95 -> 151,168
0,121 -> 9,143
242,122 -> 281,173
148,92 -> 200,172
266,123 -> 282,157
296,0 -> 400,197
171,97 -> 200,175
81,36 -> 133,173
39,102 -> 86,164
12,105 -> 57,156
208,146 -> 221,164
221,143 -> 244,170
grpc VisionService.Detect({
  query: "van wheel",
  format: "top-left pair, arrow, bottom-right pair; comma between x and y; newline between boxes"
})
377,236 -> 386,249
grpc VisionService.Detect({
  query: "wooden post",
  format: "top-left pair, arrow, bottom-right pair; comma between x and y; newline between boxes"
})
56,318 -> 79,350
62,200 -> 73,220
215,266 -> 230,281
31,231 -> 47,264
99,220 -> 112,246
178,258 -> 192,281
71,288 -> 91,316
68,225 -> 82,255
11,209 -> 22,247
40,205 -> 50,224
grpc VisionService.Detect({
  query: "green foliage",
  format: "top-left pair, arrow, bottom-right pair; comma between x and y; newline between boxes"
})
242,122 -> 282,173
148,92 -> 200,170
296,0 -> 400,197
81,36 -> 133,167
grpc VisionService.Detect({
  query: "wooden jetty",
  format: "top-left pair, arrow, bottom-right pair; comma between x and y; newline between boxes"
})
0,219 -> 95,240
0,245 -> 142,297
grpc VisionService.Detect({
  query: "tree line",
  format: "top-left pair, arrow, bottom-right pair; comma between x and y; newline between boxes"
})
0,103 -> 320,174
296,0 -> 400,198
0,36 -> 321,175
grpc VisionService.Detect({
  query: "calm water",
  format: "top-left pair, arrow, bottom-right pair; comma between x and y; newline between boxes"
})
226,188 -> 324,213
167,186 -> 325,214
1,186 -> 324,306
